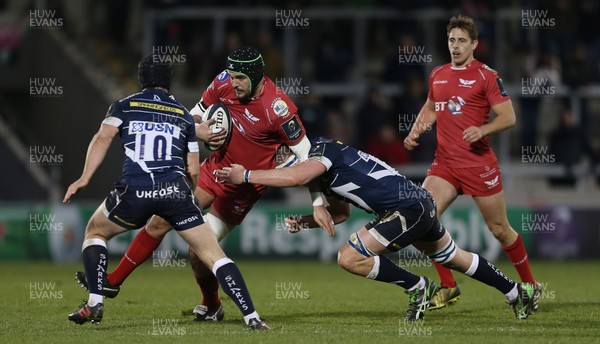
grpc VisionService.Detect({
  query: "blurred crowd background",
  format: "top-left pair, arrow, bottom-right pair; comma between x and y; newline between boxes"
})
0,0 -> 599,202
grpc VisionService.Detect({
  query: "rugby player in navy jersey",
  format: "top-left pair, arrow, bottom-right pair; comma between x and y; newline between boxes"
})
216,138 -> 536,320
63,56 -> 269,329
74,47 -> 321,323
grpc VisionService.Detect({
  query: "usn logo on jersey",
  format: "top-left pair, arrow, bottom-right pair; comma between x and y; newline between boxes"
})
128,121 -> 181,162
435,96 -> 466,115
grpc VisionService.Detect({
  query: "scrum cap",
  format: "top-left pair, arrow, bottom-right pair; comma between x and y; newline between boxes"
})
138,55 -> 172,90
226,46 -> 265,95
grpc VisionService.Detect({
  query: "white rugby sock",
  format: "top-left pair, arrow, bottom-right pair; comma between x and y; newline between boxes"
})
505,284 -> 518,302
243,311 -> 260,325
88,293 -> 103,306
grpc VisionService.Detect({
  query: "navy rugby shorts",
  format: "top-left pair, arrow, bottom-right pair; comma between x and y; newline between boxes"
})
102,176 -> 204,231
365,194 -> 445,251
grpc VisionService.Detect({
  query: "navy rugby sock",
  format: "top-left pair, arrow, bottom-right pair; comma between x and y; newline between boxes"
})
368,255 -> 421,290
212,258 -> 255,316
82,238 -> 108,305
464,253 -> 515,294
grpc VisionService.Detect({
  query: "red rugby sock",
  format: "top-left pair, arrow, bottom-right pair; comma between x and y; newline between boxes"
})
433,262 -> 457,288
196,274 -> 221,309
107,227 -> 162,286
502,234 -> 535,284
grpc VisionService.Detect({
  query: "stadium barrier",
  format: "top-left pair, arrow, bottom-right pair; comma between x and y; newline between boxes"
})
0,203 -> 596,262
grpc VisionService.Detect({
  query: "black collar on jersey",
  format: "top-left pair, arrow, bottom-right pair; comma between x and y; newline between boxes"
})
226,46 -> 264,96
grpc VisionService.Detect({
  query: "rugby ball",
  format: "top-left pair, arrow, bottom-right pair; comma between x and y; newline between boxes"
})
202,103 -> 232,151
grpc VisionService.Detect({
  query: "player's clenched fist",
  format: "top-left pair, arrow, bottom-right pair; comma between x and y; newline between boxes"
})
404,133 -> 420,151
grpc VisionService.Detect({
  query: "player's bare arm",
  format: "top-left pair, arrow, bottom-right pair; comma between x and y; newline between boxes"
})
307,179 -> 335,236
286,137 -> 329,210
462,100 -> 516,143
63,124 -> 119,203
285,196 -> 350,237
218,159 -> 327,187
186,151 -> 200,190
404,98 -> 436,150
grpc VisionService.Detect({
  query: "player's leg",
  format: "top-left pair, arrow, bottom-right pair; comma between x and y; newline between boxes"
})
155,176 -> 267,329
104,215 -> 171,288
189,182 -> 264,321
473,190 -> 541,311
473,191 -> 535,283
414,227 -> 535,319
423,175 -> 458,216
74,215 -> 169,297
337,202 -> 442,321
422,174 -> 461,308
337,229 -> 435,321
187,185 -> 230,321
68,204 -> 128,324
337,228 -> 427,290
178,223 -> 267,329
189,211 -> 235,321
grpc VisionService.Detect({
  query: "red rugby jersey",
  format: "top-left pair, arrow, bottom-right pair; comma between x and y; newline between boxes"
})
199,70 -> 306,170
427,59 -> 510,166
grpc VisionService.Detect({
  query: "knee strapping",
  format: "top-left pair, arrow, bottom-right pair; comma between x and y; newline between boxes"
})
366,256 -> 380,279
430,238 -> 457,264
205,213 -> 230,241
347,232 -> 375,258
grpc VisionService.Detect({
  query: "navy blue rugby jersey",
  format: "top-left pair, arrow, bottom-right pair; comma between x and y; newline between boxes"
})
308,138 -> 428,215
102,88 -> 199,185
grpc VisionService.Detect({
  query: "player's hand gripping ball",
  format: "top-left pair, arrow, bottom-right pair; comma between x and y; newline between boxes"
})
202,103 -> 232,151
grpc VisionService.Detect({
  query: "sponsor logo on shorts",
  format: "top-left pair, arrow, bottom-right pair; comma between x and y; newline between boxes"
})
479,167 -> 500,189
484,175 -> 500,188
479,166 -> 497,178
136,185 -> 181,198
233,203 -> 247,215
176,215 -> 199,227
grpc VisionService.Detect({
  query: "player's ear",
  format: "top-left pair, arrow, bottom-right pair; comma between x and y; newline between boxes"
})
472,39 -> 478,50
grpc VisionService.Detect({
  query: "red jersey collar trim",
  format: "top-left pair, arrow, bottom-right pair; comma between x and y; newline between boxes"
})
450,59 -> 478,70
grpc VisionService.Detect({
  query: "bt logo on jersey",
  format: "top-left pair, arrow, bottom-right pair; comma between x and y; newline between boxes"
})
435,96 -> 467,115
435,96 -> 466,115
447,96 -> 466,115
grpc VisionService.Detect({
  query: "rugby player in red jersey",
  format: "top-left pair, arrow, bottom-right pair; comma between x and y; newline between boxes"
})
404,15 -> 541,311
75,47 -> 330,321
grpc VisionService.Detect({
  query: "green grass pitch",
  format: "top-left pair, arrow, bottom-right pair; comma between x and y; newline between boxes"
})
1,260 -> 599,344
